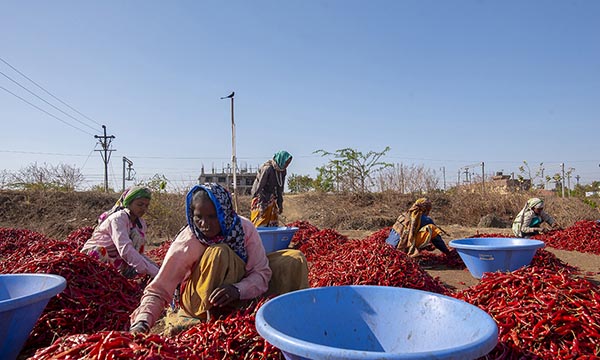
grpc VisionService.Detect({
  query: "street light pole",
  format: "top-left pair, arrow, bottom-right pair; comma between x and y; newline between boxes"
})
221,91 -> 238,212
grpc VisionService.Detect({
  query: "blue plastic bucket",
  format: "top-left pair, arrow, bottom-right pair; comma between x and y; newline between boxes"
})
257,227 -> 299,253
256,285 -> 498,360
449,238 -> 545,279
0,273 -> 67,360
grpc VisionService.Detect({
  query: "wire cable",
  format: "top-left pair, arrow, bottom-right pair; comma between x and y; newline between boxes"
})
80,144 -> 99,170
0,85 -> 94,136
0,69 -> 99,132
0,56 -> 103,127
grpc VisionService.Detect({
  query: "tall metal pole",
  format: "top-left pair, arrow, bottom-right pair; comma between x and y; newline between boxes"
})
221,92 -> 238,212
481,162 -> 485,193
561,163 -> 565,198
231,96 -> 238,211
122,156 -> 133,192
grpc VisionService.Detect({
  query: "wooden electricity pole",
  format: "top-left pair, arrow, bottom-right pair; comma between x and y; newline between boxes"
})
94,125 -> 115,192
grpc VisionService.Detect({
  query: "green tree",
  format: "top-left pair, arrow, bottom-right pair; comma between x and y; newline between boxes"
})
313,147 -> 393,193
137,174 -> 168,193
287,173 -> 314,193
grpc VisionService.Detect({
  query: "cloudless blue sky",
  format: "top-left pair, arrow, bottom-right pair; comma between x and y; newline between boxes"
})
1,0 -> 599,191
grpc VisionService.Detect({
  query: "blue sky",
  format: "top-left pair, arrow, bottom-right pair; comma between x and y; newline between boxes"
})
1,1 -> 599,191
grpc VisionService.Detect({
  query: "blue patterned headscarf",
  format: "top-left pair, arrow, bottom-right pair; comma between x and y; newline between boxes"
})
185,183 -> 247,262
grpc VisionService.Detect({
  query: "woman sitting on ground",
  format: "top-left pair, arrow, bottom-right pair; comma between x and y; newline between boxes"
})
129,183 -> 308,334
81,186 -> 160,278
385,197 -> 451,257
512,197 -> 560,238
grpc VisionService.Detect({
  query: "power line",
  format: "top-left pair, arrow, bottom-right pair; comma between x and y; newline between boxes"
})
0,86 -> 94,136
0,56 -> 102,128
0,69 -> 99,132
0,149 -> 90,157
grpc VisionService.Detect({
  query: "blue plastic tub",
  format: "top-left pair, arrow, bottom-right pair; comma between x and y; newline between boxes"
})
449,238 -> 545,279
0,273 -> 66,360
256,285 -> 498,360
257,226 -> 299,253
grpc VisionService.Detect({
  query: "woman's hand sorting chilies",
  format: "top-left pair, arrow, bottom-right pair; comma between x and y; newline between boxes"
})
208,284 -> 240,307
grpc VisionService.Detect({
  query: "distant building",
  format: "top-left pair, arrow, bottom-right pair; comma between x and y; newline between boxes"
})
197,165 -> 257,195
489,172 -> 531,193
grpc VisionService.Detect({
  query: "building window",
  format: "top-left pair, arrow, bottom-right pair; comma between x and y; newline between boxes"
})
218,177 -> 226,183
205,177 -> 212,182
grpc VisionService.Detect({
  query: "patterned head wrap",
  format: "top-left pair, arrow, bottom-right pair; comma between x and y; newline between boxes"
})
122,186 -> 152,208
410,198 -> 432,213
527,198 -> 544,210
273,150 -> 292,171
185,183 -> 247,262
97,186 -> 152,224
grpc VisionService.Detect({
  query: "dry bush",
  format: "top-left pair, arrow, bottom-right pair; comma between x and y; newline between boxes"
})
144,192 -> 187,243
1,189 -> 598,241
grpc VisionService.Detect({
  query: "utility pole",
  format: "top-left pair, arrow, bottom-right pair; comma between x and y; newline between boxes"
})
440,166 -> 446,191
481,161 -> 485,193
122,156 -> 134,192
94,125 -> 115,192
561,163 -> 565,198
221,91 -> 238,212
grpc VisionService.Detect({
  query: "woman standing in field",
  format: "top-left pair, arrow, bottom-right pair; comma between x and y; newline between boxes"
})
129,183 -> 308,334
81,186 -> 160,278
385,198 -> 451,257
512,197 -> 560,238
250,150 -> 293,227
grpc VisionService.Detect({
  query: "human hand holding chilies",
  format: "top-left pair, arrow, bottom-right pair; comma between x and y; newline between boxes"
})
208,284 -> 240,307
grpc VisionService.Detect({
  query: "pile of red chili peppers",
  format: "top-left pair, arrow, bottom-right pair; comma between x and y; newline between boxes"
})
2,217 -> 599,359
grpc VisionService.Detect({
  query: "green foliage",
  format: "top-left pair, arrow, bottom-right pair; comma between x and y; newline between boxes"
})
137,174 -> 169,193
314,147 -> 393,193
287,173 -> 315,193
582,197 -> 598,209
313,171 -> 335,193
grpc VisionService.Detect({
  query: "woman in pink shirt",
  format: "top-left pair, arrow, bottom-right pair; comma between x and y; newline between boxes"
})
81,186 -> 159,278
130,183 -> 308,333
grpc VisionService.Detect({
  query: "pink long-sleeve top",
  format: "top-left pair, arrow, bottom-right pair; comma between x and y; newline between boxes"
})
130,216 -> 271,328
81,209 -> 159,277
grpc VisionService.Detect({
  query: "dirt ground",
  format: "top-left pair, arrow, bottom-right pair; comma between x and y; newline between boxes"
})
1,189 -> 598,291
338,226 -> 600,291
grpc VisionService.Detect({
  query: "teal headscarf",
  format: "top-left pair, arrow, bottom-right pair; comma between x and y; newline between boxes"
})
273,150 -> 292,170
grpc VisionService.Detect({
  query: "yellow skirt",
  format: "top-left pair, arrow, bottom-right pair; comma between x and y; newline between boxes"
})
399,224 -> 443,257
250,197 -> 280,227
180,244 -> 309,319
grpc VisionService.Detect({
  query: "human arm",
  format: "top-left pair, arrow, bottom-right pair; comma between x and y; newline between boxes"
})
520,210 -> 544,234
207,218 -> 271,308
109,212 -> 159,277
540,211 -> 559,229
276,170 -> 286,213
130,226 -> 203,331
233,217 -> 272,299
251,164 -> 271,203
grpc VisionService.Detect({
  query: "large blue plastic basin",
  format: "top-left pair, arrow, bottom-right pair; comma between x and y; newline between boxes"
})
257,226 -> 299,253
449,238 -> 544,279
0,273 -> 66,360
256,285 -> 498,360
